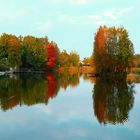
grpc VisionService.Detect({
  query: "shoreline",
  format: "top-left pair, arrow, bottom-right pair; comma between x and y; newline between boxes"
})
0,66 -> 140,76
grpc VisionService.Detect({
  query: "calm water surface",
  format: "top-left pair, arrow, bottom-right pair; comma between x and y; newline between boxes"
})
0,73 -> 139,140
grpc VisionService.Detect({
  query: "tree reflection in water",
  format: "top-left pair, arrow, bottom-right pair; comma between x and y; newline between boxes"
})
93,74 -> 135,125
0,71 -> 137,125
0,72 -> 80,111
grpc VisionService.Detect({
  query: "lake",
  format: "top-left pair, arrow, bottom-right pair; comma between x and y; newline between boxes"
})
0,73 -> 140,140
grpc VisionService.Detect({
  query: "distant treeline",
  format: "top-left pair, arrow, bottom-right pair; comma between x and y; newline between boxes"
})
0,33 -> 80,71
0,26 -> 139,73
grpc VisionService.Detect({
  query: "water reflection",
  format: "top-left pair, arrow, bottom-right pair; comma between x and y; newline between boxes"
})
0,72 -> 138,126
58,71 -> 80,89
0,72 -> 80,111
93,75 -> 135,125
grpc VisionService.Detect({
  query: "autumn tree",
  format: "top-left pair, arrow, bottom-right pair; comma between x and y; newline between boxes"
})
0,33 -> 10,67
52,42 -> 60,67
0,33 -> 9,58
93,26 -> 134,74
69,51 -> 80,66
82,57 -> 90,66
21,36 -> 48,69
0,33 -> 22,69
89,56 -> 94,66
58,50 -> 70,67
132,54 -> 140,68
46,42 -> 58,69
58,50 -> 80,67
8,35 -> 21,68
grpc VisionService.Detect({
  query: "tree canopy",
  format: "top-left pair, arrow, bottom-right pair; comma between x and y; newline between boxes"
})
93,26 -> 134,74
0,33 -> 80,71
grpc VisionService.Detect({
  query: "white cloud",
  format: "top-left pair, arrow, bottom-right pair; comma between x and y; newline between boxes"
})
34,6 -> 134,33
57,12 -> 105,26
104,7 -> 134,20
118,7 -> 134,16
55,6 -> 134,26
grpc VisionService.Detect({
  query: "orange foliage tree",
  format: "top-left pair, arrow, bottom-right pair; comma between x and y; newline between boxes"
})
8,35 -> 21,68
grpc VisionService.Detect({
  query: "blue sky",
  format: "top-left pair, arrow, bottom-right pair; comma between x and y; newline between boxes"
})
0,0 -> 139,59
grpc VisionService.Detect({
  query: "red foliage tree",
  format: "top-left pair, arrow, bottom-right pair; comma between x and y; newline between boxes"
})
46,73 -> 57,98
46,42 -> 57,69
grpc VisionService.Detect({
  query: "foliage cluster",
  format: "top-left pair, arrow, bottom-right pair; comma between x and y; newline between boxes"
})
93,26 -> 134,73
0,33 -> 80,70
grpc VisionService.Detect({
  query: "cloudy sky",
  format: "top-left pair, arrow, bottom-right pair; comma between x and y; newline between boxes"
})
0,0 -> 139,58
